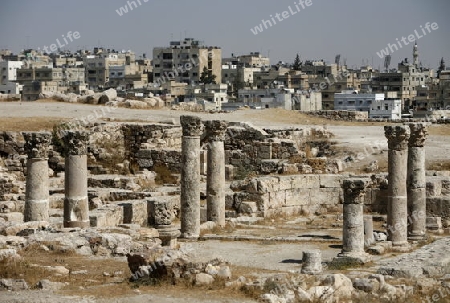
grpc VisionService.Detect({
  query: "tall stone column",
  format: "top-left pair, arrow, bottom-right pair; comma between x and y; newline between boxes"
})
180,116 -> 203,239
335,179 -> 371,264
205,120 -> 228,227
384,125 -> 410,248
23,132 -> 52,222
407,123 -> 428,240
63,131 -> 90,228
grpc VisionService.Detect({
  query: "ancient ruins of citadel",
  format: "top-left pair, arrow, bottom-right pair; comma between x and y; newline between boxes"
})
1,116 -> 450,302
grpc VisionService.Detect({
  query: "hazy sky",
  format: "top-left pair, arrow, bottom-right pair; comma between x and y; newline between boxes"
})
1,0 -> 449,69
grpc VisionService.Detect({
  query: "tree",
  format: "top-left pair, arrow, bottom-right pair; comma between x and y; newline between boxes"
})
293,53 -> 302,71
199,66 -> 217,85
232,68 -> 245,97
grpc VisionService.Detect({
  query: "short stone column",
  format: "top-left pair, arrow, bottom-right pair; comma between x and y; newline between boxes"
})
154,200 -> 180,248
180,115 -> 203,239
205,120 -> 228,227
301,250 -> 322,274
364,215 -> 375,247
335,179 -> 371,264
407,123 -> 428,240
384,125 -> 410,248
23,132 -> 52,222
63,131 -> 90,228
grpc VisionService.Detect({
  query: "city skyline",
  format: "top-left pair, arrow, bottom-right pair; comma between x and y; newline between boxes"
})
1,0 -> 449,69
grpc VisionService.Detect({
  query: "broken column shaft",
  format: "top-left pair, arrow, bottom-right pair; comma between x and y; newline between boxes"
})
335,178 -> 371,264
63,131 -> 90,228
205,120 -> 228,227
23,132 -> 52,222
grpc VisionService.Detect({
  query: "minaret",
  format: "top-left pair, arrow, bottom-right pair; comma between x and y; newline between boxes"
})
438,57 -> 446,78
413,42 -> 419,68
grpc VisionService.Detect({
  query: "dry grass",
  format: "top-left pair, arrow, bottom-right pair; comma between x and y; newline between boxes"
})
427,160 -> 450,171
428,124 -> 450,136
240,109 -> 390,126
0,117 -> 69,132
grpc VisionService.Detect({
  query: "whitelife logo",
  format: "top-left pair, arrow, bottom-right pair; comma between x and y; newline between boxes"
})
37,31 -> 81,53
376,22 -> 439,59
250,0 -> 313,35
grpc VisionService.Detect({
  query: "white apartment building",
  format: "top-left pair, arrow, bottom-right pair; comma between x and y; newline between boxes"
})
334,90 -> 385,111
0,60 -> 23,94
369,99 -> 402,120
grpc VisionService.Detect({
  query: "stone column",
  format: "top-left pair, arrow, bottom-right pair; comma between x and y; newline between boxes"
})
407,123 -> 428,240
63,131 -> 90,228
335,179 -> 371,264
301,250 -> 322,274
180,116 -> 203,239
205,120 -> 228,227
384,125 -> 410,248
23,132 -> 52,222
154,200 -> 180,248
364,215 -> 375,247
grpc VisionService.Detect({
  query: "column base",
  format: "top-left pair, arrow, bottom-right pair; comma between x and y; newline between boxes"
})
64,220 -> 90,229
156,225 -> 180,248
179,233 -> 199,241
407,232 -> 426,241
334,252 -> 372,264
391,241 -> 412,252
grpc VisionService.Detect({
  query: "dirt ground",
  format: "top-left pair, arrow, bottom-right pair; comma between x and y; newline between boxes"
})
1,101 -> 449,302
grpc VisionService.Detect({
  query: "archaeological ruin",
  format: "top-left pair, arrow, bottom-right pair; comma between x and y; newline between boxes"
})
1,112 -> 450,303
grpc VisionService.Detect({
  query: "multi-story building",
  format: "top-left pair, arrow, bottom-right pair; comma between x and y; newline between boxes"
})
415,69 -> 450,110
334,90 -> 385,111
309,69 -> 361,109
152,38 -> 222,85
0,60 -> 23,94
372,43 -> 429,109
83,52 -> 129,90
16,66 -> 85,100
369,99 -> 402,120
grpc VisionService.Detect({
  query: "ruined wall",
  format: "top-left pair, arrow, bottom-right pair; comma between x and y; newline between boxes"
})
228,173 -> 450,219
121,123 -> 182,172
305,110 -> 368,121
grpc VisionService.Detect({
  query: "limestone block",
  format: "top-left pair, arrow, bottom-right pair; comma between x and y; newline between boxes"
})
285,188 -> 311,206
312,188 -> 341,205
119,200 -> 147,226
290,174 -> 320,189
426,178 -> 442,197
89,204 -> 123,227
442,179 -> 450,196
257,177 -> 280,194
320,174 -> 343,188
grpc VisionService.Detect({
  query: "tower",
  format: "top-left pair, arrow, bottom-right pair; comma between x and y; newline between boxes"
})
413,42 -> 419,68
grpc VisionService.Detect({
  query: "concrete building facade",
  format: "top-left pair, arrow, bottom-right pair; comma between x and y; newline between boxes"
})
152,38 -> 222,85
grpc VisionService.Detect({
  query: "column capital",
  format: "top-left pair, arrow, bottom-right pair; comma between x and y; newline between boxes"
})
22,132 -> 52,159
154,200 -> 173,226
384,125 -> 410,151
180,115 -> 203,137
343,179 -> 370,204
205,120 -> 228,141
63,131 -> 89,156
408,123 -> 429,147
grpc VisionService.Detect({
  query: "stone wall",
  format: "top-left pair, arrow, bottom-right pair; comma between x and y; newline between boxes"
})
121,123 -> 182,172
228,173 -> 450,219
224,123 -> 336,176
305,110 -> 369,121
229,174 -> 344,217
